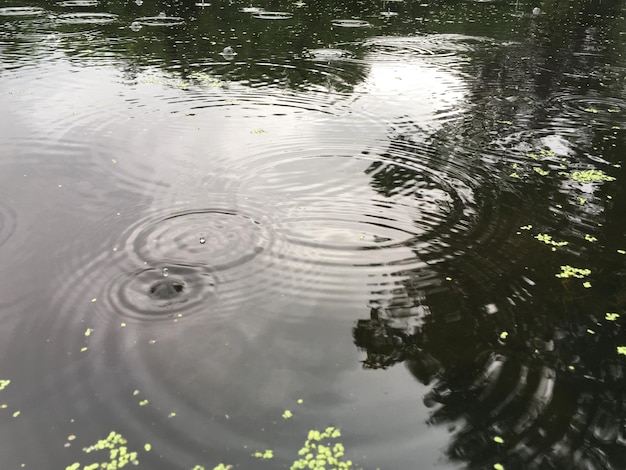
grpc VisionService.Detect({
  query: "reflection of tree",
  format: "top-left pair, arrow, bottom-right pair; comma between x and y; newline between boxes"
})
355,288 -> 626,468
357,1 -> 626,468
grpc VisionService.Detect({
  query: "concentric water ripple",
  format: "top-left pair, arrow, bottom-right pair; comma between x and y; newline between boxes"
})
0,6 -> 45,16
131,208 -> 272,270
56,0 -> 99,6
105,264 -> 217,321
55,12 -> 119,24
251,11 -> 293,20
0,199 -> 17,248
134,15 -> 185,26
331,19 -> 371,28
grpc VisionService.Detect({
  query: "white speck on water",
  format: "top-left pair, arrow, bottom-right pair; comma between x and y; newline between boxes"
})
200,237 -> 206,244
162,267 -> 169,277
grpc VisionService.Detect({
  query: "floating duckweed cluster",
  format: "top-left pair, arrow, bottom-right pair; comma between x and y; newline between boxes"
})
555,265 -> 591,279
211,464 -> 232,470
290,427 -> 354,470
252,449 -> 274,460
535,234 -> 568,249
0,379 -> 10,391
571,169 -> 616,183
66,431 -> 139,470
618,346 -> 626,356
526,149 -> 556,160
606,313 -> 620,321
283,409 -> 294,419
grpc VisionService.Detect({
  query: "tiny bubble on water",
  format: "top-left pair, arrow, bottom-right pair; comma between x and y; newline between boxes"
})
162,267 -> 169,277
200,237 -> 206,244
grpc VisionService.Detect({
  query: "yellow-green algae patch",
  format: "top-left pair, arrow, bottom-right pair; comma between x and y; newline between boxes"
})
290,426 -> 355,470
618,346 -> 626,356
555,265 -> 591,279
65,431 -> 140,470
535,234 -> 568,249
571,169 -> 615,183
252,449 -> 274,459
0,379 -> 10,390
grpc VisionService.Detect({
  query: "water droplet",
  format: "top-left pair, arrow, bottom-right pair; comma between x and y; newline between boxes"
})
162,267 -> 169,277
135,0 -> 143,4
130,21 -> 142,31
199,236 -> 206,244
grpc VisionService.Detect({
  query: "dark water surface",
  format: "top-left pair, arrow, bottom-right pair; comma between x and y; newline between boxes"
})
1,0 -> 626,468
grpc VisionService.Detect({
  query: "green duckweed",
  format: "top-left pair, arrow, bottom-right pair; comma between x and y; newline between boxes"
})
606,313 -> 620,321
252,449 -> 274,460
618,346 -> 626,356
290,427 -> 355,470
66,431 -> 140,470
535,234 -> 568,249
0,379 -> 10,391
571,169 -> 615,183
555,265 -> 591,279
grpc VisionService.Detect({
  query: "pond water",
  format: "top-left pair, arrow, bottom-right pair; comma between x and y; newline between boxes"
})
1,0 -> 626,468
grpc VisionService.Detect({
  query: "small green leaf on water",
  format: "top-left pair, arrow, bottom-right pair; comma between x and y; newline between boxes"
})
80,347 -> 88,352
91,298 -> 97,303
584,234 -> 598,242
606,313 -> 620,321
584,108 -> 599,113
283,409 -> 293,419
212,464 -> 232,470
144,443 -> 151,452
493,436 -> 504,444
494,464 -> 505,470
139,399 -> 149,406
297,399 -> 304,404
0,379 -> 10,391
618,249 -> 626,255
583,281 -> 592,288
13,410 -> 20,418
520,225 -> 532,230
578,197 -> 587,205
168,412 -> 177,418
84,328 -> 92,337
66,463 -> 80,470
587,329 -> 595,335
499,331 -> 508,340
617,346 -> 626,355
534,167 -> 549,176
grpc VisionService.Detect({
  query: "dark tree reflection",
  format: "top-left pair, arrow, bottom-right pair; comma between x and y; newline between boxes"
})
356,1 -> 626,468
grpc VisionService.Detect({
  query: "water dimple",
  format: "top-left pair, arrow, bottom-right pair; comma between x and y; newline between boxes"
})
133,15 -> 185,26
0,6 -> 45,16
251,11 -> 293,20
55,12 -> 119,23
55,0 -> 99,7
304,48 -> 352,61
331,19 -> 371,28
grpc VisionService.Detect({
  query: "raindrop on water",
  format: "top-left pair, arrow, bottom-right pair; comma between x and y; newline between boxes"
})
220,46 -> 237,59
199,236 -> 206,244
162,267 -> 169,278
130,21 -> 142,31
135,0 -> 143,5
